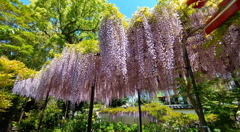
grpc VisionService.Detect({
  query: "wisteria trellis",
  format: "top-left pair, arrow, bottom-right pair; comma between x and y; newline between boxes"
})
13,4 -> 240,105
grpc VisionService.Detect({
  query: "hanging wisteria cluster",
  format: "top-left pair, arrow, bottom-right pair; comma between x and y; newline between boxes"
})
150,5 -> 183,91
98,6 -> 129,104
126,7 -> 158,93
12,3 -> 240,105
220,25 -> 240,75
13,46 -> 102,103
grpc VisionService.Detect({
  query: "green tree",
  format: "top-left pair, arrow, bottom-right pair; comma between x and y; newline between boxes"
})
197,76 -> 240,131
0,91 -> 12,112
0,0 -> 50,69
1,0 -> 108,70
32,0 -> 107,44
0,56 -> 35,90
0,56 -> 35,131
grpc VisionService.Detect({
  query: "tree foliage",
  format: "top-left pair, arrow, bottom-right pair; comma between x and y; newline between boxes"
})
1,0 -> 108,69
0,0 -> 51,69
32,0 -> 107,44
0,56 -> 35,113
0,91 -> 12,112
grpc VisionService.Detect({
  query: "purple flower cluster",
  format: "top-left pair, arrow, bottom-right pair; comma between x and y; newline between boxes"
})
150,6 -> 182,91
13,47 -> 101,103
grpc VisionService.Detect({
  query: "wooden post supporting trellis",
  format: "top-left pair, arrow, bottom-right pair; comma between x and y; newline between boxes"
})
137,90 -> 143,132
87,84 -> 95,132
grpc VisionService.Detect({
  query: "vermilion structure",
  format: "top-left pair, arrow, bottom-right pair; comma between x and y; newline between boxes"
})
186,0 -> 240,34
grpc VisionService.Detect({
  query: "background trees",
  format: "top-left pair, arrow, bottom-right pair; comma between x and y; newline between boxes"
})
32,0 -> 107,44
1,0 -> 107,69
0,56 -> 35,131
0,0 -> 49,69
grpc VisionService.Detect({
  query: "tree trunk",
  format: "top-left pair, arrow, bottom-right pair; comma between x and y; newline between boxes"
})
137,90 -> 143,132
182,31 -> 208,132
37,93 -> 50,132
185,84 -> 201,117
87,84 -> 95,132
18,97 -> 29,124
64,101 -> 70,119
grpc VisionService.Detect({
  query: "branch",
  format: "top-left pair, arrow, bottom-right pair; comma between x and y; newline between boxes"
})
43,29 -> 50,37
182,25 -> 205,47
80,0 -> 92,18
56,2 -> 63,32
66,26 -> 97,35
185,25 -> 205,39
63,20 -> 77,32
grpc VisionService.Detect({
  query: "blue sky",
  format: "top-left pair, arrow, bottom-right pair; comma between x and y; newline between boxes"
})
108,0 -> 158,18
20,0 -> 158,18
